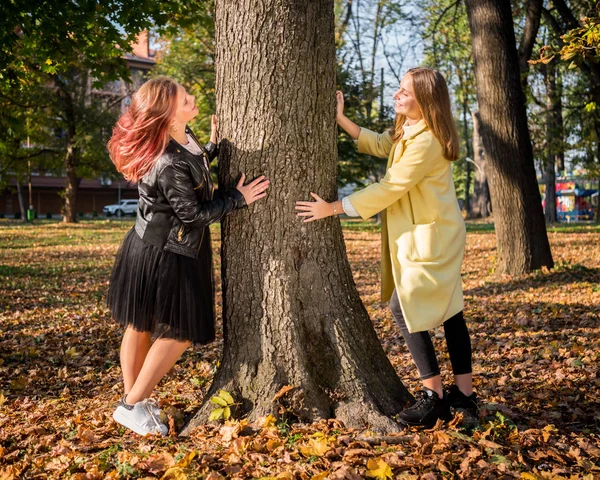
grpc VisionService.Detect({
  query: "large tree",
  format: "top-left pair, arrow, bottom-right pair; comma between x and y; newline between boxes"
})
182,0 -> 411,435
464,0 -> 554,274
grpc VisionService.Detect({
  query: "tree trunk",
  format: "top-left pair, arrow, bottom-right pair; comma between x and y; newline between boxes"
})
182,0 -> 411,435
462,96 -> 472,215
543,61 -> 561,224
62,144 -> 79,223
469,111 -> 491,219
464,0 -> 553,274
15,180 -> 27,222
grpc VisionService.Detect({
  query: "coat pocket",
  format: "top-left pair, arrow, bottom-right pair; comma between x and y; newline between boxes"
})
411,221 -> 440,262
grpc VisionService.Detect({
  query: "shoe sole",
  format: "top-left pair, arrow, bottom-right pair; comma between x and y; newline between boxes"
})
112,409 -> 165,436
398,414 -> 453,429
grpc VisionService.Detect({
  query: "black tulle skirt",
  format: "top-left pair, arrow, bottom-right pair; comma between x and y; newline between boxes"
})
107,227 -> 215,345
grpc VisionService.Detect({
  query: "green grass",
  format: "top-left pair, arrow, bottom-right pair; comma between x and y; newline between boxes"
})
1,218 -> 598,247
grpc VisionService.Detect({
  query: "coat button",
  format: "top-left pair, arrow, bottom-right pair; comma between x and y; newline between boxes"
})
177,149 -> 181,153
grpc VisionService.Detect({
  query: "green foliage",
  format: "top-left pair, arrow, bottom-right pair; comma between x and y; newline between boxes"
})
532,5 -> 600,70
209,389 -> 235,421
421,0 -> 476,205
0,0 -> 208,213
153,0 -> 216,144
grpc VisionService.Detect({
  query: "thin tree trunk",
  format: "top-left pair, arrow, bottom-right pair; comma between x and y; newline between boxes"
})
183,0 -> 411,435
62,143 -> 79,223
464,0 -> 553,274
543,62 -> 560,224
15,180 -> 27,222
518,0 -> 543,88
469,111 -> 490,219
462,96 -> 472,214
55,78 -> 79,224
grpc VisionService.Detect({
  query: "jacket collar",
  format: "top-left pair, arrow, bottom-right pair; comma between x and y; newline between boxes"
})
402,119 -> 428,140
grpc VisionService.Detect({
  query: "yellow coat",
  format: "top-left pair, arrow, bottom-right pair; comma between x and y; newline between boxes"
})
347,120 -> 466,333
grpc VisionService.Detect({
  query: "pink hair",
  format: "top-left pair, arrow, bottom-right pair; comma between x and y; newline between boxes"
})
107,76 -> 179,183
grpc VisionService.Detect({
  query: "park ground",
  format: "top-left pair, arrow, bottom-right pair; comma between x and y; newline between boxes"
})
0,219 -> 599,479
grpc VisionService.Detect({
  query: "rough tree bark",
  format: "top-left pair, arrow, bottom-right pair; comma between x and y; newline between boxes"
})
469,111 -> 491,219
464,0 -> 553,274
182,0 -> 412,436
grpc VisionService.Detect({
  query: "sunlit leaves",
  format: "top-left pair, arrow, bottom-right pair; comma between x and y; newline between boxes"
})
209,390 -> 235,421
365,458 -> 394,479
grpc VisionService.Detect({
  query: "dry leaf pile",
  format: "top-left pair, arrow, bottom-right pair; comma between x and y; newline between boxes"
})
0,220 -> 598,479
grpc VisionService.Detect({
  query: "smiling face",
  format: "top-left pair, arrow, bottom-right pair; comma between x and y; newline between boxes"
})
172,84 -> 199,125
392,74 -> 423,123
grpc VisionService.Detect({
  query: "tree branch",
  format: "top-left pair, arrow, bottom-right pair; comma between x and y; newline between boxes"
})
518,0 -> 543,76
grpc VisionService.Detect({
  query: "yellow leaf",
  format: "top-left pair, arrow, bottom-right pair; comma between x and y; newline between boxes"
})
210,396 -> 228,407
275,473 -> 293,480
223,407 -> 231,419
299,437 -> 330,457
64,346 -> 79,358
176,451 -> 197,468
263,414 -> 276,428
218,390 -> 234,404
542,424 -> 557,442
0,392 -> 5,407
311,472 -> 329,480
209,408 -> 224,421
520,473 -> 540,480
366,458 -> 393,479
161,467 -> 188,480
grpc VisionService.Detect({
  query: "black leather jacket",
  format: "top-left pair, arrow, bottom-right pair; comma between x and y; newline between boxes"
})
134,127 -> 246,258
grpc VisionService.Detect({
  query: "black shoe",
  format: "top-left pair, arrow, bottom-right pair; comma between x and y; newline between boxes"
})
447,385 -> 478,417
398,388 -> 452,428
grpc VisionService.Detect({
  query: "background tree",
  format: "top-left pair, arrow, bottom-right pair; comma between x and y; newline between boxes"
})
153,0 -> 217,145
183,0 -> 412,434
422,0 -> 478,215
0,0 -> 205,222
533,1 -> 600,221
464,0 -> 554,274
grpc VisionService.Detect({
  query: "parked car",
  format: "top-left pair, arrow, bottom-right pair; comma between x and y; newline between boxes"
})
103,199 -> 138,217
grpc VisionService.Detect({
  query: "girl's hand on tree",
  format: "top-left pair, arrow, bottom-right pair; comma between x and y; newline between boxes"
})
236,173 -> 270,205
210,114 -> 218,143
295,193 -> 332,222
336,91 -> 345,121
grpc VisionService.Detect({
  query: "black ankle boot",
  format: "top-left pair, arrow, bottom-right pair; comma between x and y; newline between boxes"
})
447,385 -> 478,417
398,388 -> 452,428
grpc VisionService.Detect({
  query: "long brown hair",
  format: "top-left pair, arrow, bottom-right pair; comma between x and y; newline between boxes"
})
390,67 -> 459,161
107,76 -> 179,182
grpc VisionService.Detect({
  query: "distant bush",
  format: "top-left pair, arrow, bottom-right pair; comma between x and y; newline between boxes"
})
14,212 -> 21,220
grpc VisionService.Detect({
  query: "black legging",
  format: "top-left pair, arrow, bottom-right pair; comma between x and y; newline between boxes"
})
390,290 -> 472,380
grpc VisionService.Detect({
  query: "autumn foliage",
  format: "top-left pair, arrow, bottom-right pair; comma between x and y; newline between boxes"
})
0,220 -> 598,478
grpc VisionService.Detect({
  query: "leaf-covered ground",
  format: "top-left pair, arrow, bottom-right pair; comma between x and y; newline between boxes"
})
0,219 -> 598,479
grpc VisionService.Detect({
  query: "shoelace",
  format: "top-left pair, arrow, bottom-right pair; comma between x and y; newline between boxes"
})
143,399 -> 164,432
411,390 -> 437,409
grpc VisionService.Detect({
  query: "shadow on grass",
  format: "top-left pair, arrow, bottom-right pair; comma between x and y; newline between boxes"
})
465,265 -> 600,297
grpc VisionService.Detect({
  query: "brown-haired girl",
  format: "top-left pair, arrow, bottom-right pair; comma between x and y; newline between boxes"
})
107,76 -> 269,436
295,67 -> 477,428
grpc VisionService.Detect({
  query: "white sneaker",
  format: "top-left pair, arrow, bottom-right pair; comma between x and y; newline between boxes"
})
112,398 -> 169,436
